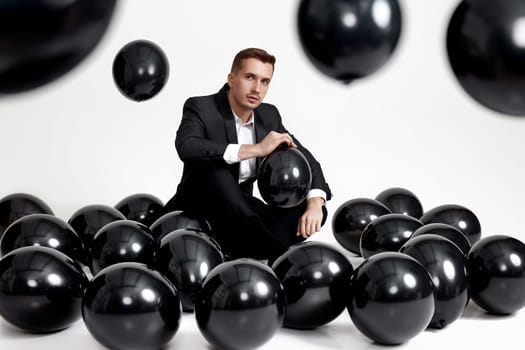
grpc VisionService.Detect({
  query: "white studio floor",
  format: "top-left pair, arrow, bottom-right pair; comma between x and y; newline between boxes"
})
0,253 -> 523,350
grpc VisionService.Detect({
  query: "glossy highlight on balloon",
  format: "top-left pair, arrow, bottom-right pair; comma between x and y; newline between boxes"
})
154,229 -> 224,312
0,246 -> 88,332
82,262 -> 182,350
271,241 -> 353,329
113,39 -> 170,102
348,252 -> 434,344
360,213 -> 423,258
257,147 -> 312,208
447,0 -> 525,116
420,204 -> 481,245
332,198 -> 391,255
0,0 -> 116,94
195,259 -> 285,350
0,192 -> 54,238
0,213 -> 87,264
400,234 -> 469,329
297,0 -> 403,83
115,193 -> 165,226
467,235 -> 525,315
375,187 -> 423,218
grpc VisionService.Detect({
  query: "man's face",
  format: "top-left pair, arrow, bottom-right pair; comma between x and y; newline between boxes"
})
227,58 -> 273,113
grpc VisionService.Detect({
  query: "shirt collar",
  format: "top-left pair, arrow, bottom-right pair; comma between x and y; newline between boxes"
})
231,109 -> 254,126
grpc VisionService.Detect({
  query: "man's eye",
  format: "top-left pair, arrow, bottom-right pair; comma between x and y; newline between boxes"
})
245,75 -> 253,80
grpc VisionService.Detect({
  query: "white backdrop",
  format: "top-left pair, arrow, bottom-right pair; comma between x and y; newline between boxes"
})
1,1 -> 525,349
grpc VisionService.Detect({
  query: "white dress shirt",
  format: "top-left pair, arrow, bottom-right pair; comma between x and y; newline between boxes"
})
223,110 -> 326,201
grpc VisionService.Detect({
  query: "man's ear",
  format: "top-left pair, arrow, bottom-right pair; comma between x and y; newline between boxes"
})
227,72 -> 233,87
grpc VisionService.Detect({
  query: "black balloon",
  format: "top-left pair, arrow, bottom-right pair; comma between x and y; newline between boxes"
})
0,0 -> 116,94
195,259 -> 285,350
0,192 -> 54,238
411,223 -> 471,255
115,193 -> 164,226
332,198 -> 391,255
257,147 -> 312,208
113,40 -> 170,102
90,220 -> 156,275
420,204 -> 481,244
0,246 -> 88,332
348,252 -> 434,345
271,241 -> 353,329
360,213 -> 423,258
0,213 -> 87,264
375,187 -> 423,218
467,235 -> 525,315
297,0 -> 402,83
67,204 -> 126,247
154,229 -> 224,312
82,262 -> 182,350
400,235 -> 469,329
150,210 -> 211,242
447,0 -> 525,115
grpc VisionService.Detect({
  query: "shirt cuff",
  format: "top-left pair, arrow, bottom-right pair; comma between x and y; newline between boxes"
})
223,144 -> 241,164
307,189 -> 327,202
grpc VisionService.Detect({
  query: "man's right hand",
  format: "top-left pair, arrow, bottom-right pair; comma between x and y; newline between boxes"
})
256,131 -> 297,157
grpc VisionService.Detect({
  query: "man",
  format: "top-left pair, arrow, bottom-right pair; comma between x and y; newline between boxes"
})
165,48 -> 332,259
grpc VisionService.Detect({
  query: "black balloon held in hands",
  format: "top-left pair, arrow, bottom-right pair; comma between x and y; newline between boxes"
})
0,0 -> 116,94
400,235 -> 469,329
297,0 -> 402,83
348,252 -> 435,345
271,241 -> 354,329
447,0 -> 525,116
467,235 -> 525,315
257,147 -> 312,208
0,246 -> 88,333
82,262 -> 182,350
113,40 -> 170,102
195,259 -> 285,350
332,198 -> 391,255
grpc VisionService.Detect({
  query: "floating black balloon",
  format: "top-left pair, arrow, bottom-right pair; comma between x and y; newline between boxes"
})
67,204 -> 126,247
0,0 -> 116,94
332,198 -> 391,255
150,210 -> 211,242
90,220 -> 156,275
82,262 -> 182,350
297,0 -> 403,83
112,39 -> 170,102
195,259 -> 285,350
447,0 -> 525,116
420,204 -> 481,245
0,192 -> 54,238
115,193 -> 164,226
0,213 -> 87,264
271,241 -> 353,329
400,235 -> 469,329
360,213 -> 423,258
154,229 -> 224,312
0,246 -> 88,332
411,223 -> 471,255
348,252 -> 434,345
467,235 -> 525,315
257,147 -> 312,208
375,187 -> 423,218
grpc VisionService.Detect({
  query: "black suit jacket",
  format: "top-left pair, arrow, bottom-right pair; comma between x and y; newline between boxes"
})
170,83 -> 332,208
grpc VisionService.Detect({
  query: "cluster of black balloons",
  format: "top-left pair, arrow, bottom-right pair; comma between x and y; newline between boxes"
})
331,187 -> 525,343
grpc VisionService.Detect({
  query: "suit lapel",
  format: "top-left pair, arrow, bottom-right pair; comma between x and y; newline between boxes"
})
254,110 -> 267,170
215,84 -> 238,144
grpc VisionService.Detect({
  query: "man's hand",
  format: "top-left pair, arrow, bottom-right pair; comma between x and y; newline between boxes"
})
257,131 -> 297,157
296,197 -> 325,239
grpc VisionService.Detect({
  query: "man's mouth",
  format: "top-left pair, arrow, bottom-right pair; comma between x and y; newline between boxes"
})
247,95 -> 259,103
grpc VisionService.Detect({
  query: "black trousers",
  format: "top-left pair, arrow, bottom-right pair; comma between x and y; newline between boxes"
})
165,165 -> 327,260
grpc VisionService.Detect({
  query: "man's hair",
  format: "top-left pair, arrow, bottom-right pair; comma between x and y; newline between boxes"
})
230,48 -> 276,73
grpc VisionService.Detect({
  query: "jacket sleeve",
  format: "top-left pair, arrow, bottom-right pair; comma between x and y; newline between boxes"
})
175,97 -> 229,165
270,105 -> 333,201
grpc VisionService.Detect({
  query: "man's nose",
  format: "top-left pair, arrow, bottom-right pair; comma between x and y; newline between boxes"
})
251,80 -> 261,92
